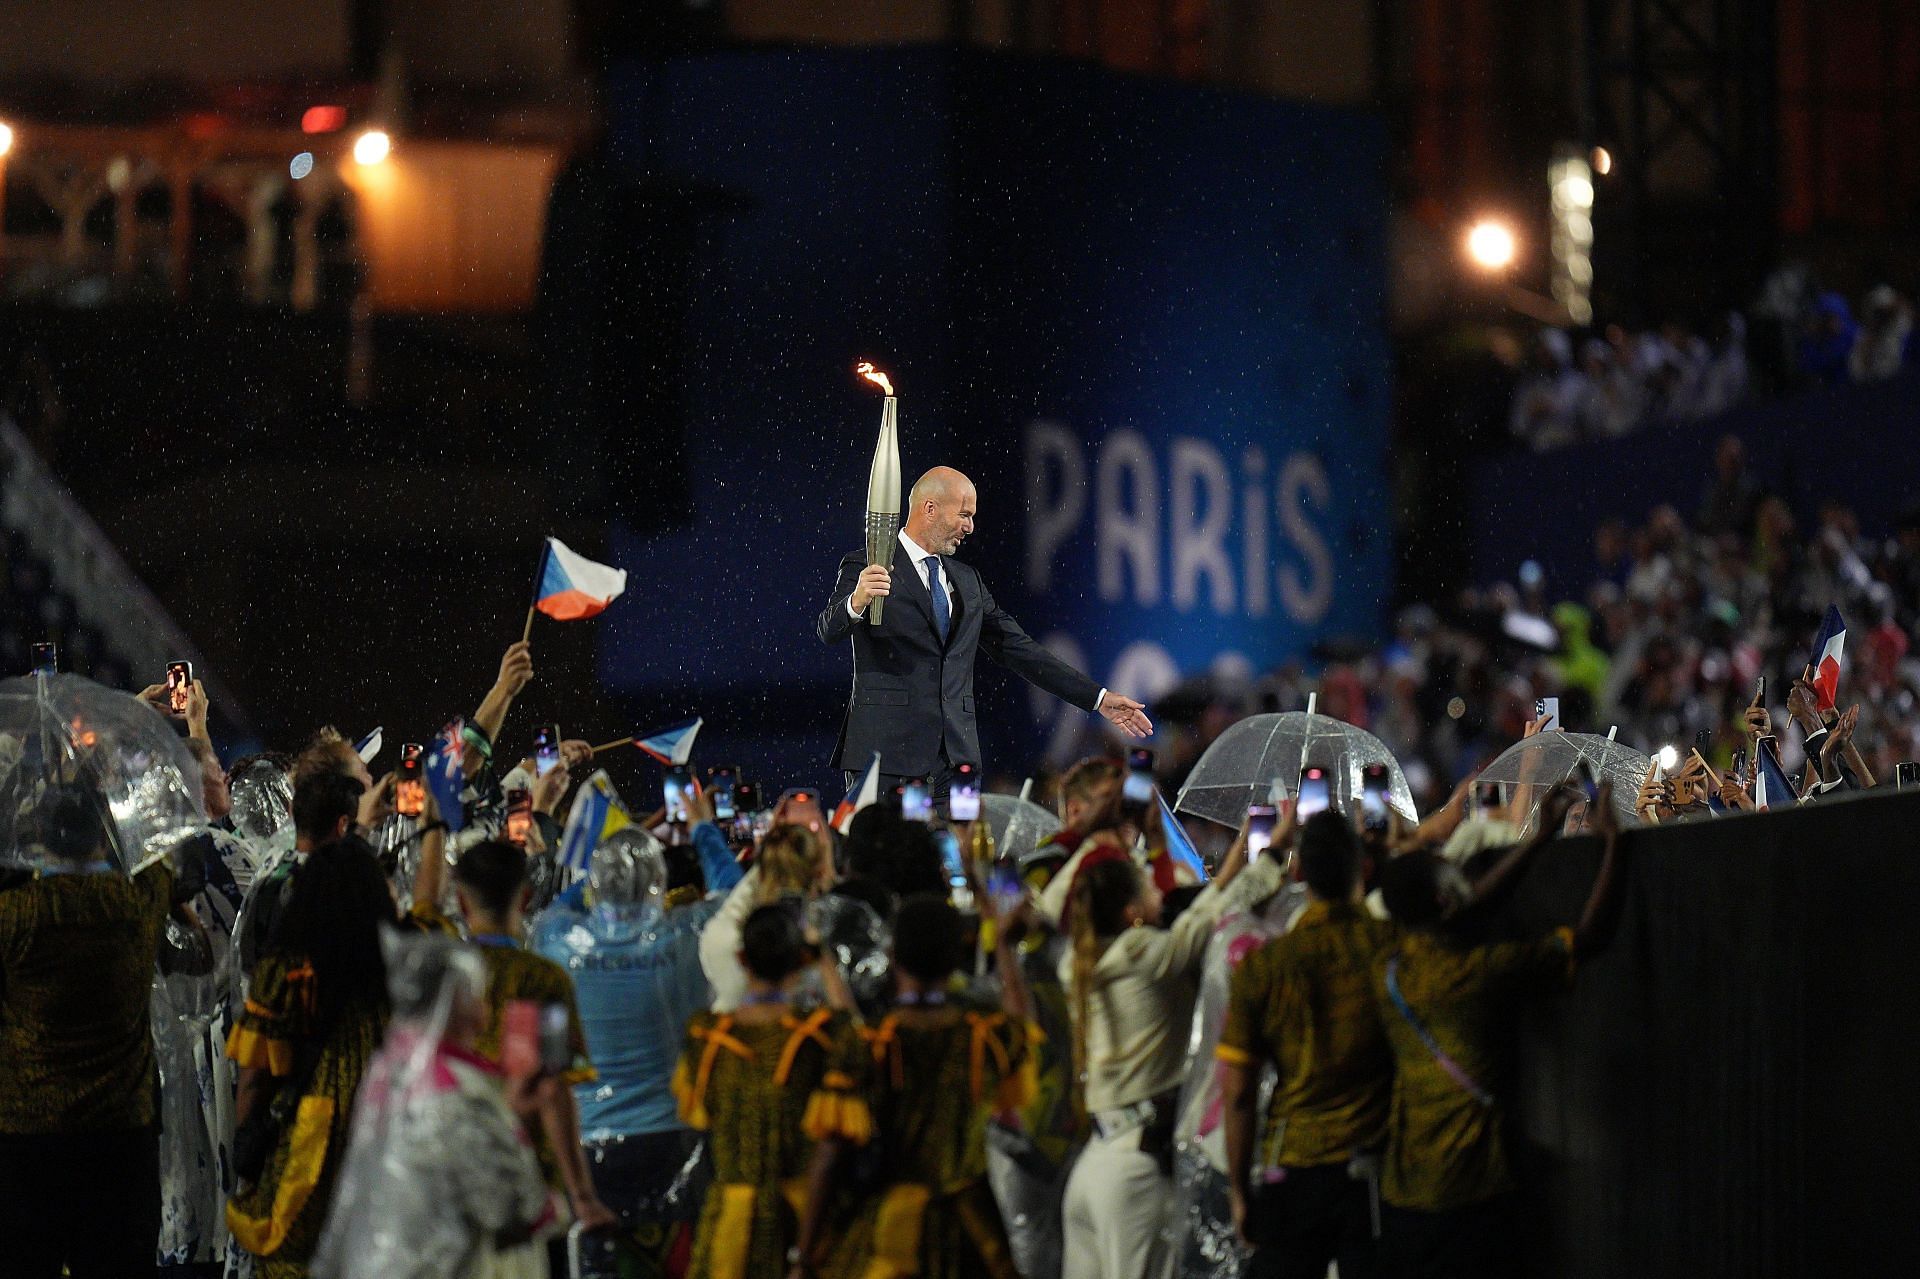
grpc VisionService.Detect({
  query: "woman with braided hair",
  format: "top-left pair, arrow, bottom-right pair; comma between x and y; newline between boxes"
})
1056,813 -> 1283,1279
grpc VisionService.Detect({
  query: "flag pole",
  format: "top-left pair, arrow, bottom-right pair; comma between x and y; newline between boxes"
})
590,737 -> 634,755
522,539 -> 549,645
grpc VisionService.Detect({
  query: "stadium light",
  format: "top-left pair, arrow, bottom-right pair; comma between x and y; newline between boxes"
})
1464,219 -> 1518,271
352,129 -> 391,166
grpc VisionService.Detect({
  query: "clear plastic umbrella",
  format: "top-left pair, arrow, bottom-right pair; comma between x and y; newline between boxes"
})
982,793 -> 1063,865
1475,732 -> 1649,825
0,673 -> 206,874
1174,712 -> 1417,829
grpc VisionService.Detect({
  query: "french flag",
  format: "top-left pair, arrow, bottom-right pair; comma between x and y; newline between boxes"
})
634,718 -> 702,766
1752,737 -> 1798,811
1807,606 -> 1847,712
534,537 -> 628,621
833,752 -> 883,834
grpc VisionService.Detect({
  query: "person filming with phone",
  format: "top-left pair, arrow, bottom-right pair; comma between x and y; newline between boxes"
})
818,465 -> 1153,806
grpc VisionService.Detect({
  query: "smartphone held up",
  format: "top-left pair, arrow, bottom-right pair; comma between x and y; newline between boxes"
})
396,742 -> 426,818
167,661 -> 194,715
949,762 -> 981,822
1295,766 -> 1332,820
1245,804 -> 1278,860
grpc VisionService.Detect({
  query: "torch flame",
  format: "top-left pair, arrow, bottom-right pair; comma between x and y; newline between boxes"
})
856,361 -> 894,397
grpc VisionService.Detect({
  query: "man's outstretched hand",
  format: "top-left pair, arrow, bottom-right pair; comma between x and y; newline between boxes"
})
1100,692 -> 1153,738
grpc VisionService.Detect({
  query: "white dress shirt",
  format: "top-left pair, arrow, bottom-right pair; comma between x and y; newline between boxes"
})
848,530 -> 947,618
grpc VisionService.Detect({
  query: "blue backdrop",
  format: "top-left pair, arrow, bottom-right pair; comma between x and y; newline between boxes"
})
595,49 -> 1390,788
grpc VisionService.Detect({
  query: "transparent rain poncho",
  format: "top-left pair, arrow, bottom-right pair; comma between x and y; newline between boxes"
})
314,932 -> 553,1279
980,793 -> 1064,865
798,893 -> 891,1016
1475,732 -> 1650,829
155,826 -> 259,1265
228,757 -> 295,881
1165,882 -> 1307,1279
0,673 -> 205,874
1175,713 -> 1416,830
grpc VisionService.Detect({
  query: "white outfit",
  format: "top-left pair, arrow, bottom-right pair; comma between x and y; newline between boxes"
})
1062,1124 -> 1171,1279
698,867 -> 761,1012
1057,855 -> 1286,1279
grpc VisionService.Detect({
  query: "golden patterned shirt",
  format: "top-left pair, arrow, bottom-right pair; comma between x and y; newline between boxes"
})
1371,927 -> 1574,1211
1216,900 -> 1395,1167
0,862 -> 174,1134
472,938 -> 597,1193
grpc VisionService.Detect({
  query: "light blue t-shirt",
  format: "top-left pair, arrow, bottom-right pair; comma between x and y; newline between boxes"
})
531,821 -> 744,1141
534,898 -> 718,1140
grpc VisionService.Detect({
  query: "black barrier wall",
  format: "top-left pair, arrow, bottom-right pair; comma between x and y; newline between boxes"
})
1501,787 -> 1920,1276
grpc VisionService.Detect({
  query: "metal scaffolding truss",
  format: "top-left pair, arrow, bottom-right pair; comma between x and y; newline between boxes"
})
1583,0 -> 1778,305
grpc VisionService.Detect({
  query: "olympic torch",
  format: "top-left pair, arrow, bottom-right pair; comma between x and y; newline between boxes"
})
857,361 -> 900,626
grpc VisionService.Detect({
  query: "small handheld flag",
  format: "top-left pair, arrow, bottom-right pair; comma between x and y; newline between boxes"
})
1752,737 -> 1798,811
634,718 -> 703,766
1807,605 -> 1847,712
833,752 -> 883,834
424,719 -> 468,832
355,726 -> 383,765
558,770 -> 633,876
1157,791 -> 1210,883
534,537 -> 628,622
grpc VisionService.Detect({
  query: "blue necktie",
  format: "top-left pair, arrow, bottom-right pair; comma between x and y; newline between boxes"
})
924,556 -> 950,642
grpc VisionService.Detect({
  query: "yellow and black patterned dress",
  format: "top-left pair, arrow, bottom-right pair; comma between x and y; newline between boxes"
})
674,1007 -> 871,1279
823,1000 -> 1035,1279
225,954 -> 387,1279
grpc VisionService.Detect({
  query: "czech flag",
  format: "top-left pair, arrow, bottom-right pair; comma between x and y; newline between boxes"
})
1806,605 -> 1847,712
534,537 -> 628,621
833,752 -> 882,834
558,770 -> 632,876
1752,737 -> 1798,811
1157,791 -> 1210,883
634,718 -> 703,766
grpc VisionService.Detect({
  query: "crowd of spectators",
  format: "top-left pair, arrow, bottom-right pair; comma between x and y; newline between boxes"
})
0,585 -> 1660,1279
1145,432 -> 1918,817
5,430 -> 1919,1279
1508,270 -> 1917,452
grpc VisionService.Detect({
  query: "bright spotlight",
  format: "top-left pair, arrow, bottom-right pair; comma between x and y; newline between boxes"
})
352,129 -> 391,166
0,122 -> 13,158
1465,219 -> 1517,271
1657,744 -> 1681,772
